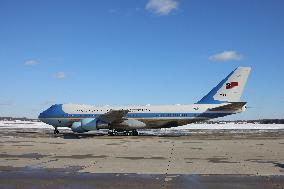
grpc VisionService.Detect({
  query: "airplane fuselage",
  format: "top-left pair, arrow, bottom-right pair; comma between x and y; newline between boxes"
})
39,103 -> 244,130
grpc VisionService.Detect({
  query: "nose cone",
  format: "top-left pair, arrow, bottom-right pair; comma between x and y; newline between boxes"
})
38,107 -> 50,119
38,111 -> 44,119
38,109 -> 49,123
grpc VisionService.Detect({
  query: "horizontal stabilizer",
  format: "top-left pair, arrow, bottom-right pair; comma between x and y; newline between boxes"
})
208,102 -> 246,112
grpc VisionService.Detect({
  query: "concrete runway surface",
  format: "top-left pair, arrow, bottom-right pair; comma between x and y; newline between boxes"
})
0,127 -> 284,189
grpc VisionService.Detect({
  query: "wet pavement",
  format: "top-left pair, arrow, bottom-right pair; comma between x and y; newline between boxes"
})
0,167 -> 283,189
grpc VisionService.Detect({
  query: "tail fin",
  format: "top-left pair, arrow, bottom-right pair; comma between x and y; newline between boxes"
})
196,67 -> 251,104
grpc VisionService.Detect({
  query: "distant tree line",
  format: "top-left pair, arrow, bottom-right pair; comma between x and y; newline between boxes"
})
246,119 -> 284,124
0,117 -> 39,122
205,119 -> 284,124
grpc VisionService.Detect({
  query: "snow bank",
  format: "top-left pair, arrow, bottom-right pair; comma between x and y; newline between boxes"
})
165,123 -> 284,130
0,120 -> 54,129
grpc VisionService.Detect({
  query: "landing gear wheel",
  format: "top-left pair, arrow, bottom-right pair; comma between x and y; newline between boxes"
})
132,130 -> 138,136
108,130 -> 114,136
54,129 -> 59,134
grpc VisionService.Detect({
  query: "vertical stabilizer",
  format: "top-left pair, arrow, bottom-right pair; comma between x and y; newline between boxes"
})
196,67 -> 251,104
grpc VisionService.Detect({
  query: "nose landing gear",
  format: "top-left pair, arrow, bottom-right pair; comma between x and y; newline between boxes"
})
54,128 -> 59,134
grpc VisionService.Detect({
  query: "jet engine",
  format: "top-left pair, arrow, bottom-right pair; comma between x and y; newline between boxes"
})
71,118 -> 98,133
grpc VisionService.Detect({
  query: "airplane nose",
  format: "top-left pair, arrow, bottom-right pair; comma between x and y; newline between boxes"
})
38,112 -> 45,122
38,108 -> 50,122
38,104 -> 65,122
38,112 -> 43,119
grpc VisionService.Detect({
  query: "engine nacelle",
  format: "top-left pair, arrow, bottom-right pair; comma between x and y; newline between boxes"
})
81,118 -> 98,131
71,121 -> 85,133
71,118 -> 98,133
119,119 -> 146,129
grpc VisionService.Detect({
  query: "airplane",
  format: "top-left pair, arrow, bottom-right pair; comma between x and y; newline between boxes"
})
38,67 -> 251,136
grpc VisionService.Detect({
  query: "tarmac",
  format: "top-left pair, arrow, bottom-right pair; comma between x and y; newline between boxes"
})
0,127 -> 284,189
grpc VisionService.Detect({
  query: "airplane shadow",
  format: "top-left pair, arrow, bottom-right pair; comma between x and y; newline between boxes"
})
52,130 -> 183,139
61,132 -> 106,139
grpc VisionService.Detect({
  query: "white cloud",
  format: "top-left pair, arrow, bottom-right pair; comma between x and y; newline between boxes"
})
209,50 -> 242,62
24,59 -> 39,65
55,72 -> 66,80
146,0 -> 178,15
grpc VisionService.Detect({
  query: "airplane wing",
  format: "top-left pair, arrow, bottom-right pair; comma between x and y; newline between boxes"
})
97,110 -> 129,124
208,102 -> 246,111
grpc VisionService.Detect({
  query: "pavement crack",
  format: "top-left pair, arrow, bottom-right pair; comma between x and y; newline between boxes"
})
161,140 -> 176,189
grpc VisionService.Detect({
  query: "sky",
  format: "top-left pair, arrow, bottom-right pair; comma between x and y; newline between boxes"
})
0,0 -> 283,119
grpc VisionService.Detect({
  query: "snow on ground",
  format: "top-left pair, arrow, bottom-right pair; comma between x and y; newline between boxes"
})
0,120 -> 58,129
166,123 -> 284,130
0,120 -> 284,130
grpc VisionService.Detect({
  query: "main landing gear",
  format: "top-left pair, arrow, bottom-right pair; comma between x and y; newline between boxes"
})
132,130 -> 139,136
54,128 -> 59,134
108,130 -> 114,136
108,129 -> 139,136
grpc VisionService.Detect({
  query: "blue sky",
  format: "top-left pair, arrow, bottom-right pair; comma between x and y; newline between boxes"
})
0,0 -> 283,119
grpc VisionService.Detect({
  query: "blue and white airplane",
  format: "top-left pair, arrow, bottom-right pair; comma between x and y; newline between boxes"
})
39,67 -> 251,135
